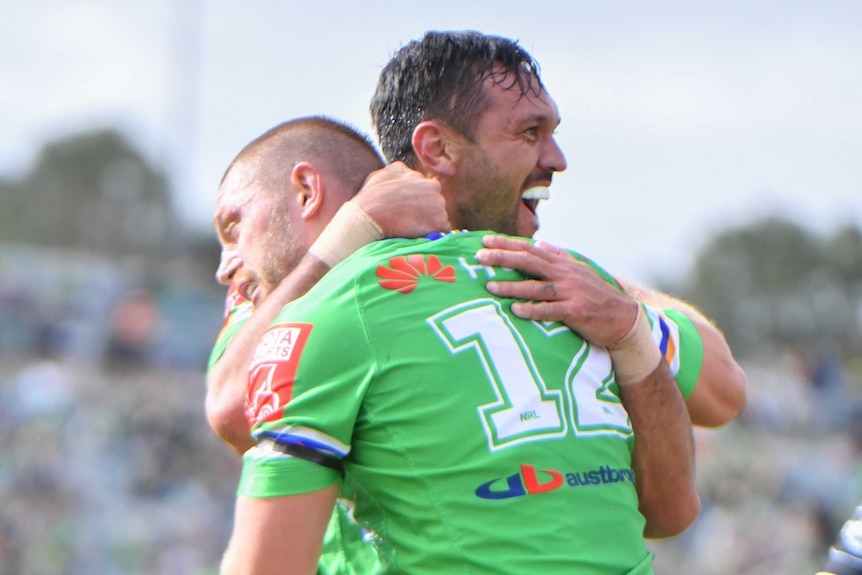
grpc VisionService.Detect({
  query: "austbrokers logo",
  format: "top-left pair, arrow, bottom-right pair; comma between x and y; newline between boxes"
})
475,463 -> 636,500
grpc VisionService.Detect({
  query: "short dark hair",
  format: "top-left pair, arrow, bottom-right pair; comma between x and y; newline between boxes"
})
371,30 -> 544,167
221,115 -> 384,198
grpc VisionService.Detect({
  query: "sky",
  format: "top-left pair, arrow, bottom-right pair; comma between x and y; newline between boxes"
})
2,0 -> 861,285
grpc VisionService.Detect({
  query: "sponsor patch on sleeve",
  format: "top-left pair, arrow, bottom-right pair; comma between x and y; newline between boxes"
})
246,323 -> 313,426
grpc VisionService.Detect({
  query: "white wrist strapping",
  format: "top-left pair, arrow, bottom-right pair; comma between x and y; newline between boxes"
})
308,201 -> 384,268
608,305 -> 662,385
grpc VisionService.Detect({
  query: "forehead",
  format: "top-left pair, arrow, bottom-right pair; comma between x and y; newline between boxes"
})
479,74 -> 561,130
215,163 -> 260,215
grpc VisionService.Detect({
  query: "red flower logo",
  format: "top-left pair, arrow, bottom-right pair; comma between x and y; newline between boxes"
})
376,254 -> 456,293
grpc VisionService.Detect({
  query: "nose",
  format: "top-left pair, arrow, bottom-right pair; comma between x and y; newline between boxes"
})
216,250 -> 243,285
540,136 -> 567,173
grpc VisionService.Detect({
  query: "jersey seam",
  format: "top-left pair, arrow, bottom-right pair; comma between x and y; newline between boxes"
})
354,244 -> 473,574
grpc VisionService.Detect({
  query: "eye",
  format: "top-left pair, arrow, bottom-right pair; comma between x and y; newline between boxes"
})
225,222 -> 237,240
217,216 -> 240,246
523,126 -> 540,142
216,204 -> 243,244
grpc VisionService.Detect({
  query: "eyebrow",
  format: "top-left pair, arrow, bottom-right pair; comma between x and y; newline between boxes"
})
213,203 -> 238,233
213,205 -> 228,228
516,112 -> 561,129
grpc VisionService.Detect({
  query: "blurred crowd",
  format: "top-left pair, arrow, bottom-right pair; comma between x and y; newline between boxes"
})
0,357 -> 239,575
651,352 -> 862,574
1,247 -> 860,574
0,245 -> 232,575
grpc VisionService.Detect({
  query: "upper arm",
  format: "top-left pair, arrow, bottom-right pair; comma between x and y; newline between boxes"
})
684,318 -> 747,427
221,485 -> 339,575
628,284 -> 747,428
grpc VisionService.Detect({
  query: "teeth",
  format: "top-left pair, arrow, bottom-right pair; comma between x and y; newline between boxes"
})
521,186 -> 550,200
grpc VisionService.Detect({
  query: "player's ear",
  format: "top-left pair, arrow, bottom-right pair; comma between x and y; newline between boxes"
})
412,121 -> 459,177
291,161 -> 324,220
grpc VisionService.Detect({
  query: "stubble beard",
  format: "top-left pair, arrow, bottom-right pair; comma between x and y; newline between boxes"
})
259,215 -> 304,298
459,147 -> 521,235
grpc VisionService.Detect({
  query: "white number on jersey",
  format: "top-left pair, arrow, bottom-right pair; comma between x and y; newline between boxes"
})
429,298 -> 632,451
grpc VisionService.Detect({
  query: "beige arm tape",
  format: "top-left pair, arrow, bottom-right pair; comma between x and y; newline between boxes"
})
308,201 -> 384,268
608,304 -> 663,385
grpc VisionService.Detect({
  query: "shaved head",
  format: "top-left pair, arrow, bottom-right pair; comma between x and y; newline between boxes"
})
220,116 -> 385,201
214,116 -> 385,299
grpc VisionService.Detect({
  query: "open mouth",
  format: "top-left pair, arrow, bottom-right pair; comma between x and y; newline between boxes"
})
521,186 -> 549,214
238,280 -> 262,305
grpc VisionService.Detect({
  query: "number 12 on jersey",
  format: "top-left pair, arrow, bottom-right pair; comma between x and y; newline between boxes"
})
428,299 -> 632,452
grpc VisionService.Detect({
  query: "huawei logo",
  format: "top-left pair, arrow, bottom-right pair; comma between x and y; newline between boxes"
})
376,254 -> 456,294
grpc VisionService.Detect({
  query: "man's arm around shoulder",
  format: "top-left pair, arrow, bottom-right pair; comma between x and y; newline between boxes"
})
206,254 -> 331,454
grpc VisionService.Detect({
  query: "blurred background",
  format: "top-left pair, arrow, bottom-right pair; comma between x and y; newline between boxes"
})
1,1 -> 860,573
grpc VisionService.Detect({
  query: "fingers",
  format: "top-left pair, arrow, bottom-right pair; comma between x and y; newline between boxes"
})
476,246 -> 553,278
386,161 -> 409,173
534,239 -> 565,255
360,162 -> 424,190
478,234 -> 572,266
486,279 -> 561,302
437,215 -> 454,233
481,234 -> 534,251
356,163 -> 449,238
401,187 -> 450,235
509,300 -> 567,323
481,234 -> 563,256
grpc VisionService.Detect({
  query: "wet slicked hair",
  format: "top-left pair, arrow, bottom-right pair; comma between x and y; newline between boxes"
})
371,30 -> 544,167
220,116 -> 384,198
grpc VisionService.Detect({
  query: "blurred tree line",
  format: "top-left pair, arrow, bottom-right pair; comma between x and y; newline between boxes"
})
675,217 -> 862,365
0,128 -> 224,368
0,128 -> 220,287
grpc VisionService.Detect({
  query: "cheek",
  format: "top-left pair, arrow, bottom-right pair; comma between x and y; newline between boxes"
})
235,227 -> 274,273
515,153 -> 538,179
492,150 -> 534,192
264,219 -> 303,272
241,208 -> 284,256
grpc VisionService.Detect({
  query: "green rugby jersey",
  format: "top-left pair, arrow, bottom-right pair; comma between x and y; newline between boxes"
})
240,231 -> 704,575
207,283 -> 382,575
